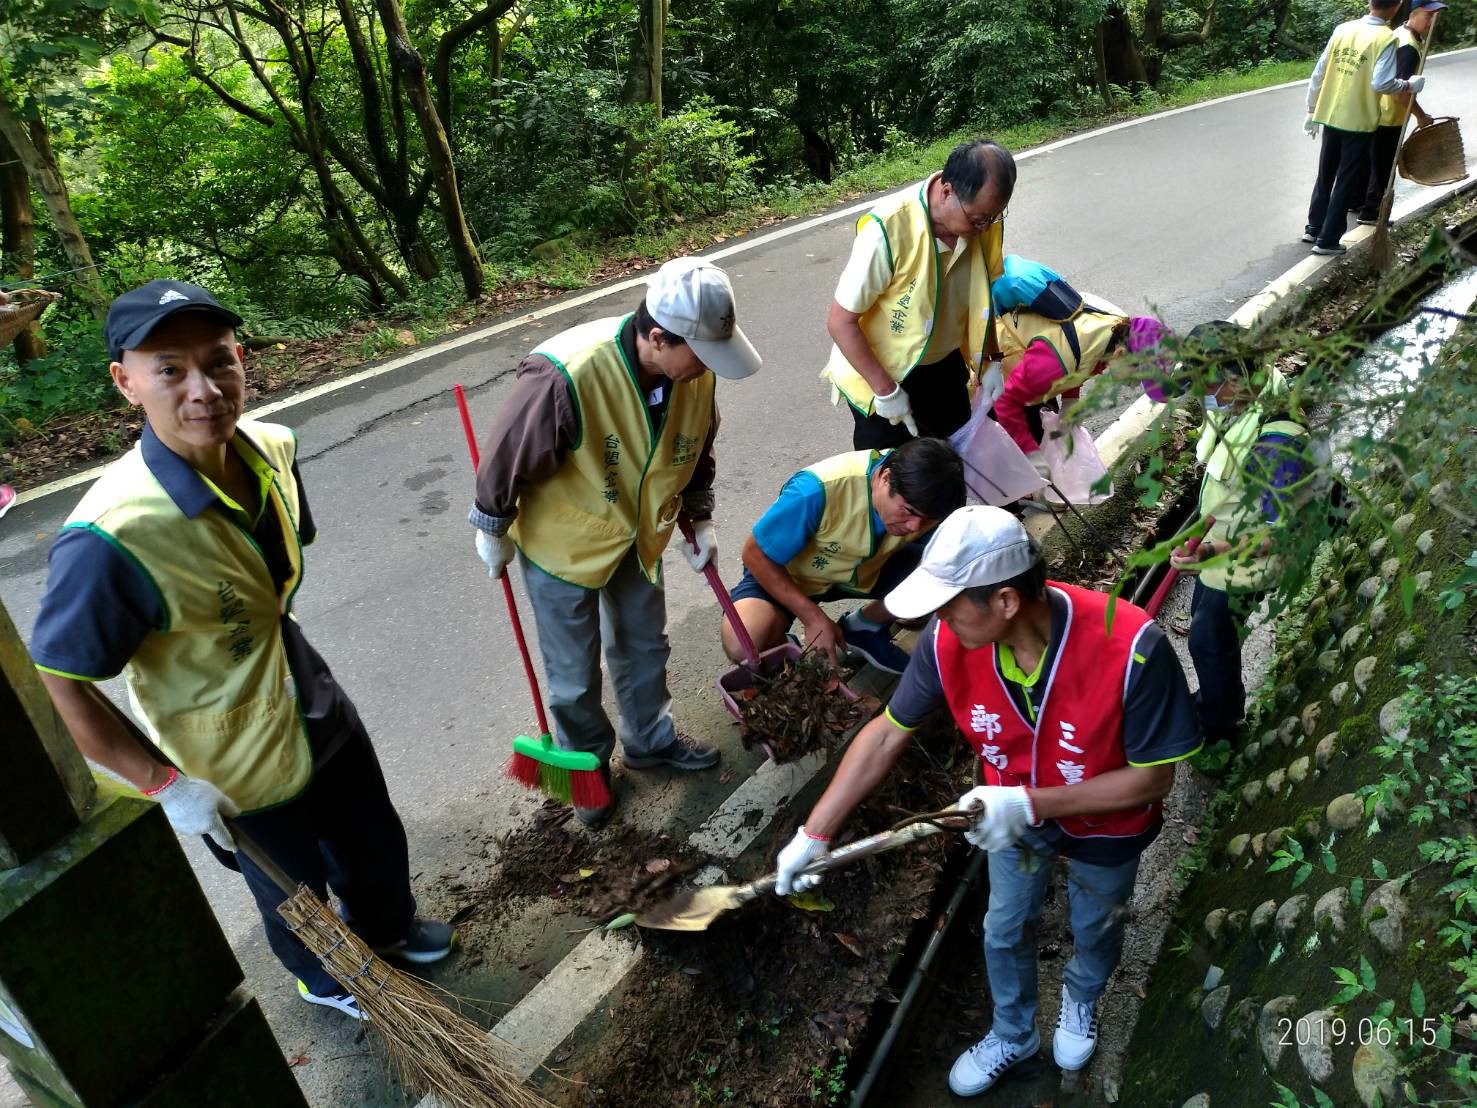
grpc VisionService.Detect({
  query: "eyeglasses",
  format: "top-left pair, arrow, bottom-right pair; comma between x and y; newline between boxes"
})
954,191 -> 1008,231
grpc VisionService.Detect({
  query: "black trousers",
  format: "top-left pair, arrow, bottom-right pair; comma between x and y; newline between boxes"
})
1187,579 -> 1263,742
1305,126 -> 1374,249
1359,124 -> 1404,220
222,724 -> 416,996
850,349 -> 970,449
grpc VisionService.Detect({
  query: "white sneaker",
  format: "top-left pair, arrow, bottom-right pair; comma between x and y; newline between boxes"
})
297,979 -> 367,1020
948,1028 -> 1040,1096
1053,993 -> 1098,1070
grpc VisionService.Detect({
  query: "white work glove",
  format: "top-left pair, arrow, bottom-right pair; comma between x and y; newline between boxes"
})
1303,114 -> 1320,140
977,360 -> 1005,413
1406,75 -> 1425,95
681,518 -> 718,573
873,383 -> 919,437
475,529 -> 514,579
957,785 -> 1037,852
151,772 -> 240,852
774,826 -> 830,895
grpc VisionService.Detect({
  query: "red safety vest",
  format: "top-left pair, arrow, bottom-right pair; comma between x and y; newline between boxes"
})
934,582 -> 1158,840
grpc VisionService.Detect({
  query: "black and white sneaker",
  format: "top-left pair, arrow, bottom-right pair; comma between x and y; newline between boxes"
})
1299,231 -> 1317,244
947,1029 -> 1040,1095
297,979 -> 367,1020
1053,993 -> 1099,1070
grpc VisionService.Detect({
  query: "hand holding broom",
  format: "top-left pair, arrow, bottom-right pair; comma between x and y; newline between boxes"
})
82,681 -> 555,1108
452,384 -> 612,810
1370,12 -> 1439,269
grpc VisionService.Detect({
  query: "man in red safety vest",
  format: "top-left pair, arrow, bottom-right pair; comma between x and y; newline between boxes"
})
773,506 -> 1201,1094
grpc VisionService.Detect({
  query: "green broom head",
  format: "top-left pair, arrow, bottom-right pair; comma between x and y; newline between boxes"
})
507,733 -> 610,807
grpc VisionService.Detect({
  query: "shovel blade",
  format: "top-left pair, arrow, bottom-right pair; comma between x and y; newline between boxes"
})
633,886 -> 748,932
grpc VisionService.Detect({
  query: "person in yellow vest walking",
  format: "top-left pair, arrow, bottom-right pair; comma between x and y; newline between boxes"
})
1352,0 -> 1442,226
469,257 -> 761,828
1302,0 -> 1424,256
721,437 -> 966,675
1169,322 -> 1315,747
29,280 -> 454,1022
773,506 -> 1200,1092
823,140 -> 1015,449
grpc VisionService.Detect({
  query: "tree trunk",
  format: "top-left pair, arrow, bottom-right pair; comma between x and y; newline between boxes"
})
1093,24 -> 1116,110
1099,5 -> 1151,90
0,128 -> 46,361
622,0 -> 664,116
375,0 -> 485,299
0,95 -> 106,321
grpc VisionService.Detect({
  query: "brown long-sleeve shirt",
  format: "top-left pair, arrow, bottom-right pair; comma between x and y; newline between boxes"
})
470,319 -> 718,534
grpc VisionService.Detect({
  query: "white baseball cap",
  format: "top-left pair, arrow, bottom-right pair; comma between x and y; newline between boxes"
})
645,256 -> 762,380
885,505 -> 1039,619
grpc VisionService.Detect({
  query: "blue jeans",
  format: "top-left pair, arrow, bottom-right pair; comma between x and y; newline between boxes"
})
983,829 -> 1140,1045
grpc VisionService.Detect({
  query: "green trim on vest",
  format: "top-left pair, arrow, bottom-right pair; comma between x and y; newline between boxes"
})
786,450 -> 915,597
511,315 -> 715,589
63,420 -> 315,813
538,354 -> 585,451
822,178 -> 1002,415
63,521 -> 172,632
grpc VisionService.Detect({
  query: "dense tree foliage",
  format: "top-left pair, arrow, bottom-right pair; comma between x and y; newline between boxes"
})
1,0 -> 1473,441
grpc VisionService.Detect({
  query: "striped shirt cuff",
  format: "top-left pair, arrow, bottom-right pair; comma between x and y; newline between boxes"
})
467,504 -> 514,536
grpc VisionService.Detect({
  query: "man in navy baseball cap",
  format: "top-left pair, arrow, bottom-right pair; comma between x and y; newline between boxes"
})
103,278 -> 242,361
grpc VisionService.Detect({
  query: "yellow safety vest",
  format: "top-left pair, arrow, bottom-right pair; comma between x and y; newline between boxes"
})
822,178 -> 1004,415
998,298 -> 1128,399
63,420 -> 313,813
1313,19 -> 1395,133
1377,26 -> 1419,127
786,450 -> 918,597
511,315 -> 716,589
1196,370 -> 1308,591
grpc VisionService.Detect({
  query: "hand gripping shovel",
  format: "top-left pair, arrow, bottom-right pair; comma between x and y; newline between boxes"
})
634,806 -> 977,932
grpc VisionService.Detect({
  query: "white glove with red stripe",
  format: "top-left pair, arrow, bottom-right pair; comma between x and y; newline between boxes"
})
957,786 -> 1037,852
148,770 -> 240,851
774,826 -> 830,895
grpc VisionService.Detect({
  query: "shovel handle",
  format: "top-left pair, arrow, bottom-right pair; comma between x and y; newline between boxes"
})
678,516 -> 760,667
749,820 -> 954,901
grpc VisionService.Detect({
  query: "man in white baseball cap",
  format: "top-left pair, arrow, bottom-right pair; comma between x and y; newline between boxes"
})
773,505 -> 1200,1093
468,256 -> 761,829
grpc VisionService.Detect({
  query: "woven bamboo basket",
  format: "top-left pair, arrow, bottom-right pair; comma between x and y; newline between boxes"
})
0,289 -> 56,346
1398,117 -> 1468,187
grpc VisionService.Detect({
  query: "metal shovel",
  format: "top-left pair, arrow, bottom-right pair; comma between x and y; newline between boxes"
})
634,808 -> 976,932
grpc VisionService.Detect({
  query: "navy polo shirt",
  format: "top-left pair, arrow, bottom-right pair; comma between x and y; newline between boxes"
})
885,589 -> 1201,866
30,424 -> 360,760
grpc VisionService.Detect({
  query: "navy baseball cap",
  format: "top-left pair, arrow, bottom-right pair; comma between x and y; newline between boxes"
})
1410,0 -> 1446,10
105,279 -> 243,361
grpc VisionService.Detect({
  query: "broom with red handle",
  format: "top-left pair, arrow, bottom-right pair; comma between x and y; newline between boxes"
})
453,384 -> 611,810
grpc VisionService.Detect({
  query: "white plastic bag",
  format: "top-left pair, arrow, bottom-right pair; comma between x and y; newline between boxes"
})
1038,410 -> 1113,506
947,392 -> 1048,506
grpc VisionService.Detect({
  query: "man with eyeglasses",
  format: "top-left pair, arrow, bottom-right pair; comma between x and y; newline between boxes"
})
822,139 -> 1017,450
719,437 -> 965,674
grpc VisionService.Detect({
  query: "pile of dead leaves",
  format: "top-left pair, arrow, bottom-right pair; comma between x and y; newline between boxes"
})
737,653 -> 872,763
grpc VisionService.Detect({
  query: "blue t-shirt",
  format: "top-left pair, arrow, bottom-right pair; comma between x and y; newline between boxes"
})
886,589 -> 1202,865
752,458 -> 884,566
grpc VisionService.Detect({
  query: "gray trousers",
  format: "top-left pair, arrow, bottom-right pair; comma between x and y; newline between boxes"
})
519,546 -> 678,765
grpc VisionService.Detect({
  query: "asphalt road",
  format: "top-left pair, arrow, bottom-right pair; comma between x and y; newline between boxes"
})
3,53 -> 1475,1107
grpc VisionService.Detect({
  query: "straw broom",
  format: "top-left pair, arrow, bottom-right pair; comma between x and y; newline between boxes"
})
1370,13 -> 1437,269
86,683 -> 555,1108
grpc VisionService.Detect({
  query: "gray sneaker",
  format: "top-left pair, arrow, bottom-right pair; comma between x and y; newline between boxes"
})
623,733 -> 720,771
374,918 -> 457,965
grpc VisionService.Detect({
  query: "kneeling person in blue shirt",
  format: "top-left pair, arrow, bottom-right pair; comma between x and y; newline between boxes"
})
723,437 -> 965,674
29,280 -> 454,1021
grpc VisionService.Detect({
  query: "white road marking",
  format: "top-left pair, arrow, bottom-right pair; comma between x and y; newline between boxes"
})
18,49 -> 1472,512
